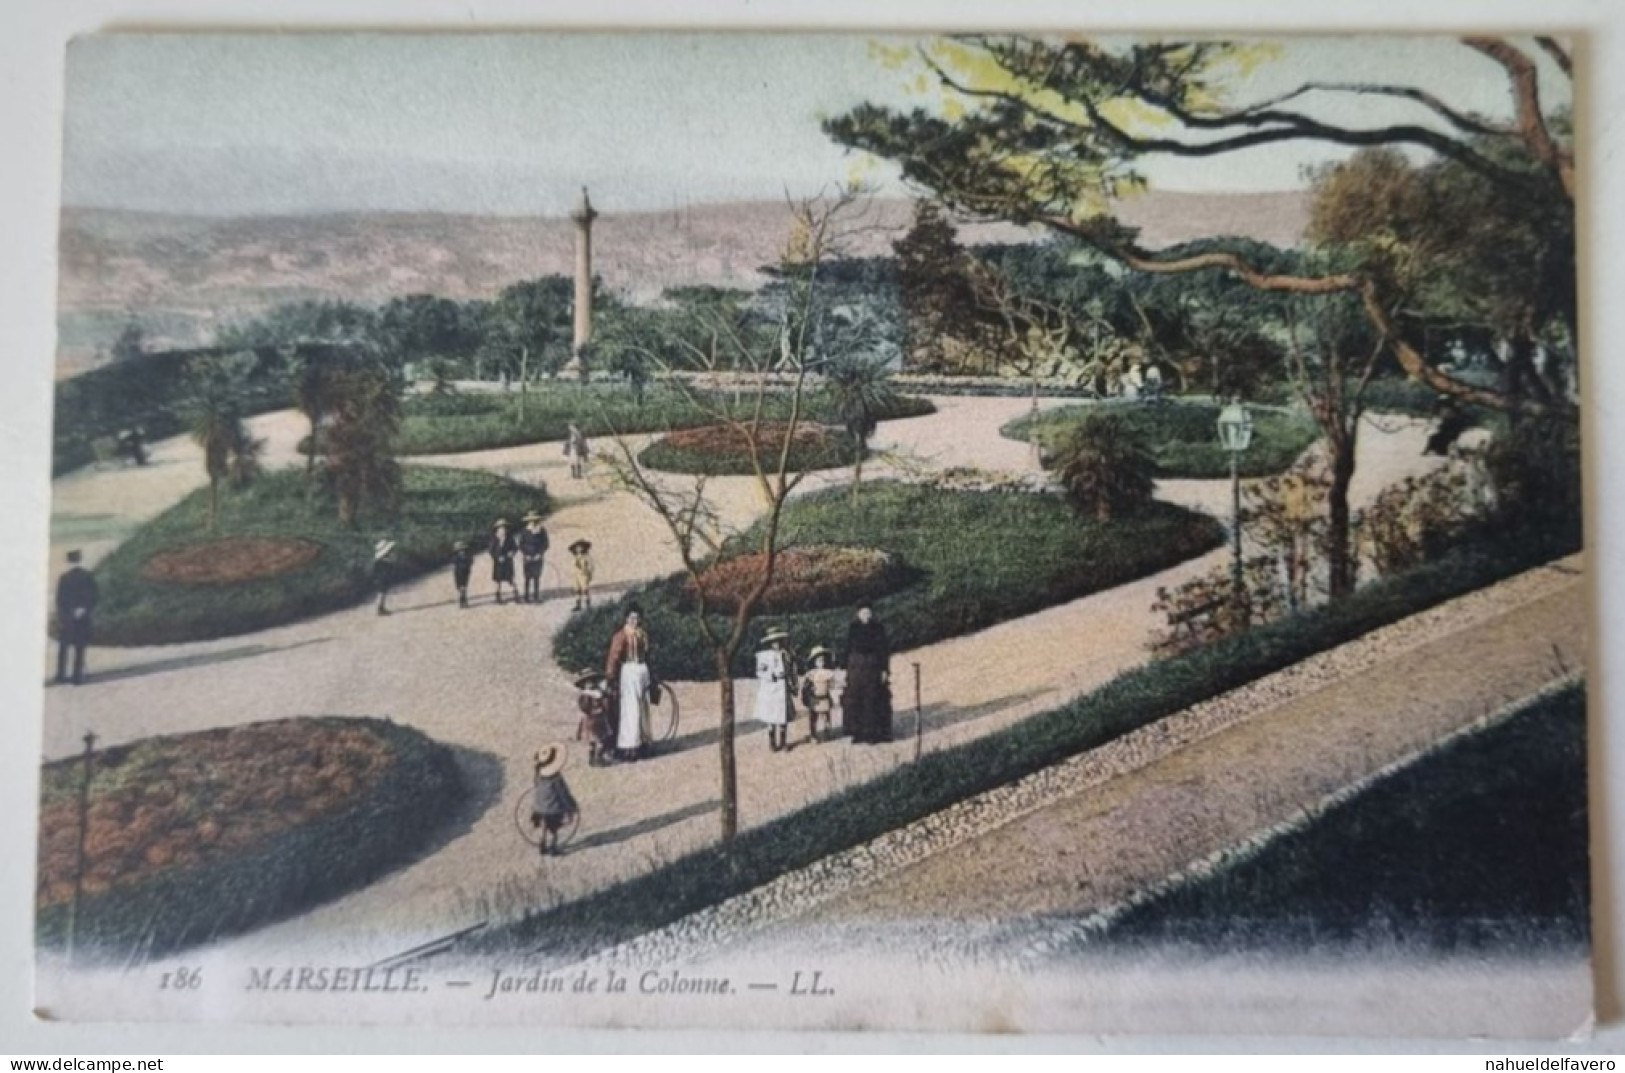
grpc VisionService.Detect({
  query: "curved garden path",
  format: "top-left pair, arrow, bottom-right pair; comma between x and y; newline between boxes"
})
38,395 -> 1453,966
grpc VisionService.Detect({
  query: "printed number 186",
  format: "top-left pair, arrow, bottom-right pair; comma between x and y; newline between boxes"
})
160,968 -> 202,990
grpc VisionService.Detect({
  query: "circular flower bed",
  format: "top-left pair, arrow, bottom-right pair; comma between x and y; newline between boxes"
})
35,716 -> 462,958
683,544 -> 915,615
140,536 -> 323,585
638,422 -> 860,475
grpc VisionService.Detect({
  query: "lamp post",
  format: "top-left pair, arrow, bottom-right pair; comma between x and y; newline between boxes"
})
1216,401 -> 1254,614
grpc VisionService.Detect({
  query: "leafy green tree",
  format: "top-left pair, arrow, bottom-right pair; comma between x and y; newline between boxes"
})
1053,415 -> 1157,521
821,355 -> 900,501
892,200 -> 987,373
825,35 -> 1574,415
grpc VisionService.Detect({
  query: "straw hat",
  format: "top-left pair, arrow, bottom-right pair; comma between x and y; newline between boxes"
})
807,645 -> 832,663
533,742 -> 568,778
523,510 -> 544,524
453,540 -> 469,551
373,539 -> 396,560
493,518 -> 510,529
568,539 -> 592,554
573,668 -> 605,689
762,626 -> 789,645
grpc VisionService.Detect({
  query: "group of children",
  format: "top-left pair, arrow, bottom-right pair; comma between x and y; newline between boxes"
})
448,516 -> 597,611
753,629 -> 842,752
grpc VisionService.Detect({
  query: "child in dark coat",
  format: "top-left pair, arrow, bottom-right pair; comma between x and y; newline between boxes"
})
529,743 -> 579,857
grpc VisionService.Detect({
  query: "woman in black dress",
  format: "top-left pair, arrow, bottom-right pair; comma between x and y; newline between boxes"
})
843,605 -> 892,744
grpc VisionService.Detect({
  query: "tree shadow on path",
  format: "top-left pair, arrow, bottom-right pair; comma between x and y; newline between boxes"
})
73,637 -> 334,687
658,718 -> 769,758
912,687 -> 1056,735
568,797 -> 720,854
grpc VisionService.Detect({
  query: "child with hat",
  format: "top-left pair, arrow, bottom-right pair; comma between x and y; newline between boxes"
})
799,644 -> 841,744
753,626 -> 797,753
450,540 -> 474,608
529,743 -> 579,858
573,668 -> 616,767
372,538 -> 396,616
569,539 -> 595,611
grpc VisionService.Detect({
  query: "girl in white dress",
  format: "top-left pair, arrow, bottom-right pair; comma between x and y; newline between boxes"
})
753,627 -> 796,753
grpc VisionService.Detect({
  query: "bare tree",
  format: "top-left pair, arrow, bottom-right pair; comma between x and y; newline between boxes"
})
597,186 -> 872,842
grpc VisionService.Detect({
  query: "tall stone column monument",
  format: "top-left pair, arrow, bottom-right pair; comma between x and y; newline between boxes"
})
565,186 -> 598,381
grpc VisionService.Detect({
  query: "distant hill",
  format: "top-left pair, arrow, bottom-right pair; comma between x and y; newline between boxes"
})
56,191 -> 1309,375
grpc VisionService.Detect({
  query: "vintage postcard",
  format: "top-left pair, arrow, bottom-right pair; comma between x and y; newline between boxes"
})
34,30 -> 1589,1037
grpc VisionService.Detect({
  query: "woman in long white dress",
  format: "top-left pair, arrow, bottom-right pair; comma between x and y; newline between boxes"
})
753,626 -> 796,753
605,606 -> 652,761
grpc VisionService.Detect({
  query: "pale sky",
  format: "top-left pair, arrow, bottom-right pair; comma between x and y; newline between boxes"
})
61,33 -> 1572,217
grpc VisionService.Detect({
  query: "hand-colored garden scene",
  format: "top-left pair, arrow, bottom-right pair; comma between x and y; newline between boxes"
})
36,32 -> 1587,1034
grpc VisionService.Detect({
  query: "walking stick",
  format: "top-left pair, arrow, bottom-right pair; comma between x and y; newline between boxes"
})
912,662 -> 922,762
68,730 -> 96,965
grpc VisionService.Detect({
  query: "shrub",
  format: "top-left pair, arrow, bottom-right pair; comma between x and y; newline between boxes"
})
1052,414 -> 1158,520
1484,415 -> 1582,548
36,716 -> 464,959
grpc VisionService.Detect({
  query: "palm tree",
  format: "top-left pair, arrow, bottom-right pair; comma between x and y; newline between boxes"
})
1052,415 -> 1157,521
188,357 -> 262,531
822,355 -> 899,503
291,348 -> 333,477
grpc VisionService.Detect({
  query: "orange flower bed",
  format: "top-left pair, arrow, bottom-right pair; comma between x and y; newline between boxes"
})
36,719 -> 394,910
141,536 -> 323,585
685,544 -> 909,615
639,422 -> 859,475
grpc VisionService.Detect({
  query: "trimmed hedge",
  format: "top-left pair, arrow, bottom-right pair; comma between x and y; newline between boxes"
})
36,716 -> 463,960
87,466 -> 547,646
485,534 -> 1579,961
553,481 -> 1225,680
1004,401 -> 1322,479
393,384 -> 935,456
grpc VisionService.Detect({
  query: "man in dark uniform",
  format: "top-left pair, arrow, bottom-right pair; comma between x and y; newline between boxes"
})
518,510 -> 550,604
489,519 -> 519,605
55,550 -> 98,685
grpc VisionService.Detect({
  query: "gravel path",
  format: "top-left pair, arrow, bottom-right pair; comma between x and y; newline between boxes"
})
576,554 -> 1583,980
40,397 -> 1455,965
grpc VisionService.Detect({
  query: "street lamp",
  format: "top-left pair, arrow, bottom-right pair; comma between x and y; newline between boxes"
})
1216,401 -> 1254,614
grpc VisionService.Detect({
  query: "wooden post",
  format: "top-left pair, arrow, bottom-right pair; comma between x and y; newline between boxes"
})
68,730 -> 96,964
912,662 -> 923,761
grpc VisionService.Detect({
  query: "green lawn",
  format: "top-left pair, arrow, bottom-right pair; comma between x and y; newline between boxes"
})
87,465 -> 547,646
1094,682 -> 1589,955
1003,401 -> 1321,479
552,480 -> 1226,680
394,383 -> 934,456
